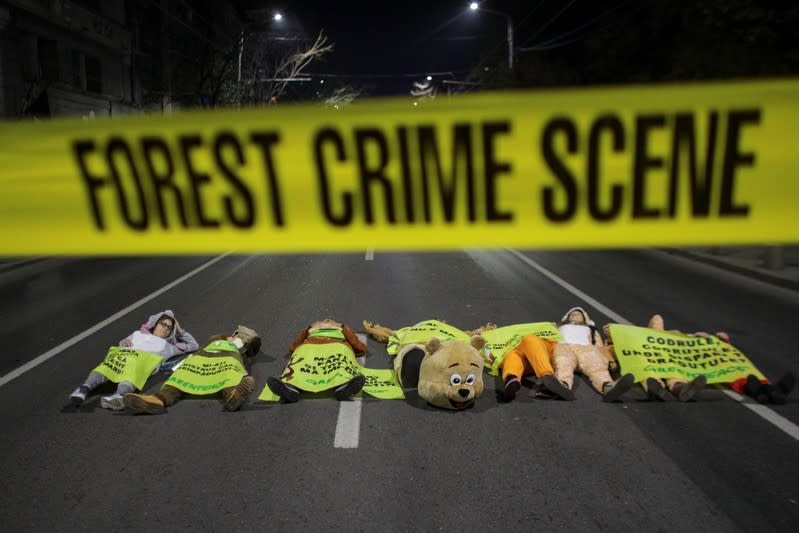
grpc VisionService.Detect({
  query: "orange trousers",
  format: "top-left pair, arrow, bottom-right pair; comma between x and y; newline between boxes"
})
500,335 -> 556,381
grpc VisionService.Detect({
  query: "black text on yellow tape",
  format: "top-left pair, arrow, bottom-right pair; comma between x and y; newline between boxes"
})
1,79 -> 797,254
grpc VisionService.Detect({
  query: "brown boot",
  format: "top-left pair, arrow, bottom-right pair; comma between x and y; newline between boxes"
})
223,376 -> 255,411
363,320 -> 394,343
123,393 -> 166,415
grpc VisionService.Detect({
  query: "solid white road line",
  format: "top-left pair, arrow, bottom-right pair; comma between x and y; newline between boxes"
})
334,399 -> 363,448
365,248 -> 375,261
0,253 -> 230,388
506,248 -> 799,443
334,353 -> 366,449
723,389 -> 799,441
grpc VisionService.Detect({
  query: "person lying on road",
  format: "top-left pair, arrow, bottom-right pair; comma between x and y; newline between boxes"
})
123,325 -> 260,414
69,310 -> 198,410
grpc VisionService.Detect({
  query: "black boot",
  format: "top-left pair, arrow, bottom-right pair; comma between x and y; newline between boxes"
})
672,375 -> 706,402
266,377 -> 300,403
765,384 -> 787,405
744,375 -> 769,404
776,372 -> 795,396
501,375 -> 521,402
542,374 -> 574,401
646,378 -> 675,401
335,374 -> 365,400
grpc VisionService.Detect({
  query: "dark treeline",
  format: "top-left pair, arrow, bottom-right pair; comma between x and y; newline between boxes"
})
475,0 -> 799,88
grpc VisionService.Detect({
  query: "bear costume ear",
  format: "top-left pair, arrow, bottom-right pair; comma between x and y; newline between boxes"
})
425,337 -> 441,354
470,335 -> 486,351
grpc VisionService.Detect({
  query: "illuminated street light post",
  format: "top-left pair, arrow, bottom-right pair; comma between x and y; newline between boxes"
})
239,12 -> 285,82
469,2 -> 513,70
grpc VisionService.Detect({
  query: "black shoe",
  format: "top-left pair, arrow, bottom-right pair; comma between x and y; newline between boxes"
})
602,373 -> 634,402
744,374 -> 762,395
675,375 -> 706,402
502,376 -> 521,402
745,374 -> 769,403
776,372 -> 795,396
766,385 -> 787,405
335,374 -> 365,401
267,377 -> 300,403
542,374 -> 575,401
646,378 -> 675,401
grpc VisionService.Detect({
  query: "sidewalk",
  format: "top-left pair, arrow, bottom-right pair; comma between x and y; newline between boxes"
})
664,246 -> 799,292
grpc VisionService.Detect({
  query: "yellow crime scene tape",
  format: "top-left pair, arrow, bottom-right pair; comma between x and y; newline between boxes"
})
1,78 -> 797,255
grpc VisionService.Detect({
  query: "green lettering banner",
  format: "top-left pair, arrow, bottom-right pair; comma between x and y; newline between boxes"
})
165,355 -> 247,394
387,320 -> 470,355
92,346 -> 164,390
481,322 -> 563,375
608,324 -> 766,384
257,342 -> 404,400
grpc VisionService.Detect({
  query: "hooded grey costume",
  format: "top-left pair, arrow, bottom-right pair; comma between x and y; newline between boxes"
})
69,310 -> 198,409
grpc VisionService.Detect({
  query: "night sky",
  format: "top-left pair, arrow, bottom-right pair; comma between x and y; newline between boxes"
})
240,1 -> 613,95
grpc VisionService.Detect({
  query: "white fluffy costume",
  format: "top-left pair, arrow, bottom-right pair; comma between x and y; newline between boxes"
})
553,307 -> 633,401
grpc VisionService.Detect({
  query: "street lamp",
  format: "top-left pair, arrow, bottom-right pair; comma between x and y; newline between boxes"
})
273,13 -> 283,21
468,2 -> 513,70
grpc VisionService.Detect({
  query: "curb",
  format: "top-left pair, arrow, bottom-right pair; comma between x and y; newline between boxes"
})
663,248 -> 799,293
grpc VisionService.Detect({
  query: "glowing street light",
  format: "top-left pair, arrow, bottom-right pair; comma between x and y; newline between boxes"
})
468,3 -> 513,69
274,12 -> 283,21
426,75 -> 432,81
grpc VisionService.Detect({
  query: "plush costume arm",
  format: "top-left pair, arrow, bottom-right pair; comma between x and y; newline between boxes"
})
289,326 -> 311,353
599,324 -> 618,371
343,324 -> 368,356
362,320 -> 394,343
464,323 -> 497,336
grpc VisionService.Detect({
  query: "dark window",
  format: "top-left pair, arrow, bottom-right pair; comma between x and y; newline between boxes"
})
85,55 -> 102,93
38,38 -> 59,82
72,50 -> 84,88
72,0 -> 101,12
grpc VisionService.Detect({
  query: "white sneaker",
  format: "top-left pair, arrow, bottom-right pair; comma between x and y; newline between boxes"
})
69,386 -> 89,406
100,393 -> 125,411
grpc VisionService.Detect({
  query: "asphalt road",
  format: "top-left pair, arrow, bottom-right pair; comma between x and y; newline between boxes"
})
0,249 -> 797,532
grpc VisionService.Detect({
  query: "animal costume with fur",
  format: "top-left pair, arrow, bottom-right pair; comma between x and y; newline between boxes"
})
363,319 -> 486,409
264,319 -> 368,402
414,337 -> 486,410
122,325 -> 261,414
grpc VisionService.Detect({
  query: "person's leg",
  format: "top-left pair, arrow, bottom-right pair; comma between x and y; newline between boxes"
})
777,372 -> 795,396
334,374 -> 365,401
518,336 -> 573,400
744,374 -> 770,404
517,335 -> 555,377
123,384 -> 182,414
577,346 -> 614,394
222,376 -> 255,411
100,380 -> 136,411
670,375 -> 707,402
69,371 -> 107,405
266,377 -> 300,403
552,344 -> 577,390
643,377 -> 675,401
576,346 -> 633,401
499,350 -> 526,401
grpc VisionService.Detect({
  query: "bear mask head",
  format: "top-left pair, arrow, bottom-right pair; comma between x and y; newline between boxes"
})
418,336 -> 486,410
